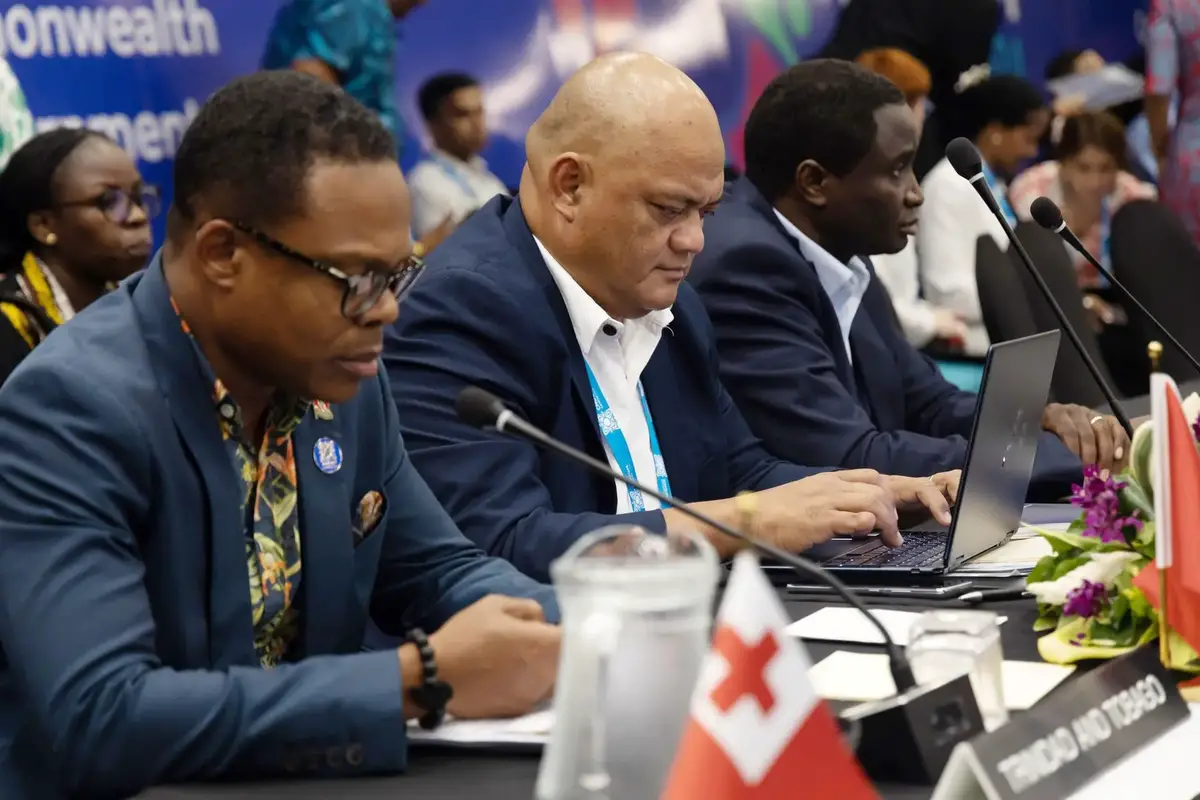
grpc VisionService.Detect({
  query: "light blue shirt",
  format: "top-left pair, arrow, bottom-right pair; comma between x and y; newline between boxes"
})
773,209 -> 870,363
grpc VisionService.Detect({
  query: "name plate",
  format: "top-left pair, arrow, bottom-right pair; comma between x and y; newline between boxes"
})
932,647 -> 1189,800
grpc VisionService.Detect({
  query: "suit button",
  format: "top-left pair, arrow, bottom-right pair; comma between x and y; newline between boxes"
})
346,743 -> 364,767
325,745 -> 344,769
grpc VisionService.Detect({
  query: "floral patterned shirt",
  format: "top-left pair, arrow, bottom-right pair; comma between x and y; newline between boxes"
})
174,301 -> 310,667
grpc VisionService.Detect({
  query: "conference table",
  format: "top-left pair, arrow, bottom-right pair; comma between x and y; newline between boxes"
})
140,592 -> 1042,800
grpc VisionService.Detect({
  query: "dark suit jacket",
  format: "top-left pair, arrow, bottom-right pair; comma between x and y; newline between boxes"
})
689,178 -> 1082,492
0,257 -> 556,799
384,196 -> 822,582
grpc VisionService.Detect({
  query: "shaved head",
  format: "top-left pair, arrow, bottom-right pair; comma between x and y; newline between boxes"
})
521,53 -> 726,320
527,52 -> 720,169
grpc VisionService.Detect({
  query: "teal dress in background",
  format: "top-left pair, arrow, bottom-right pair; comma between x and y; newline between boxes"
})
262,0 -> 402,149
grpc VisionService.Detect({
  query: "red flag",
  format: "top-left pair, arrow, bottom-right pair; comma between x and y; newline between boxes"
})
1133,374 -> 1200,652
661,553 -> 878,799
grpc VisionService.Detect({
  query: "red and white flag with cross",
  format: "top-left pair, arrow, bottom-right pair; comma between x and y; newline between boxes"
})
661,552 -> 878,799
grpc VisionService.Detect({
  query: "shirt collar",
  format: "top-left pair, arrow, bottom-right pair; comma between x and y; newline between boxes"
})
534,235 -> 673,356
432,147 -> 489,174
772,209 -> 871,289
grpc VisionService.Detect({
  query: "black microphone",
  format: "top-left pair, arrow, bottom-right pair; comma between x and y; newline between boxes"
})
945,138 -> 1134,437
1030,196 -> 1200,376
457,386 -> 989,784
458,385 -> 915,684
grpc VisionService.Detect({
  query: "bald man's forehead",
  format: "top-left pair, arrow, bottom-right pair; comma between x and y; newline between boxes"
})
527,51 -> 720,163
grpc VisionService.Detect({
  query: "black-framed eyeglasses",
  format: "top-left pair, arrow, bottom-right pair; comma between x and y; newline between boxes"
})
230,221 -> 425,319
58,185 -> 161,224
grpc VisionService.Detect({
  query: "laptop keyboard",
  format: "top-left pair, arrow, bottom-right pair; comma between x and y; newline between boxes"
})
823,531 -> 947,568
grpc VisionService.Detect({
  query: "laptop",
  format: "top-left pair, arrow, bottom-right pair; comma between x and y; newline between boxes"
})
787,329 -> 1061,587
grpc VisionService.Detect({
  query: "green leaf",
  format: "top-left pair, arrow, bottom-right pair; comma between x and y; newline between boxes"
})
1125,586 -> 1152,619
1088,620 -> 1141,648
1120,478 -> 1154,518
1067,517 -> 1087,534
1051,554 -> 1091,581
1034,612 -> 1059,632
1027,554 -> 1059,584
1033,525 -> 1107,553
1048,537 -> 1079,556
1108,592 -> 1130,626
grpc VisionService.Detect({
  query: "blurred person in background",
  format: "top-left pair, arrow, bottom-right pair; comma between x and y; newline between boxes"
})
407,72 -> 507,251
917,74 -> 1049,352
1146,0 -> 1200,248
855,47 -> 972,354
819,0 -> 1003,180
0,129 -> 154,383
1010,111 -> 1157,290
0,56 -> 33,169
1044,47 -> 1150,171
1043,48 -> 1106,144
263,0 -> 427,141
1010,111 -> 1157,395
262,1 -> 454,257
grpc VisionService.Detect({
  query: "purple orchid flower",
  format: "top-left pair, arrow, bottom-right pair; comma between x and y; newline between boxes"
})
1070,465 -> 1142,543
1063,579 -> 1109,619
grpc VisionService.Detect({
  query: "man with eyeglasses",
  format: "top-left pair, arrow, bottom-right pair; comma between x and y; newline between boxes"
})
0,71 -> 560,798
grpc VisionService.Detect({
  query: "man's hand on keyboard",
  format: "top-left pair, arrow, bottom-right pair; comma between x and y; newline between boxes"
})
748,469 -> 900,551
884,471 -> 961,527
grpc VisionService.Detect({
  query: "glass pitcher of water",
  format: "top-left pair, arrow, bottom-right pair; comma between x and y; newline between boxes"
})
536,525 -> 719,800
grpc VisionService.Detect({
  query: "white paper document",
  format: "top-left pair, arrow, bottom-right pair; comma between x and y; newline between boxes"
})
809,650 -> 1074,710
407,708 -> 553,748
786,607 -> 1007,647
969,535 -> 1053,565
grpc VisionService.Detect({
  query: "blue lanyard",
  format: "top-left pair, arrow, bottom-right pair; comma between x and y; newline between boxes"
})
434,156 -> 479,203
981,162 -> 1017,227
583,361 -> 672,511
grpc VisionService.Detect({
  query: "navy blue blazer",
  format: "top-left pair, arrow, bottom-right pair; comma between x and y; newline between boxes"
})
384,195 -> 821,582
689,178 -> 1081,490
0,258 -> 556,799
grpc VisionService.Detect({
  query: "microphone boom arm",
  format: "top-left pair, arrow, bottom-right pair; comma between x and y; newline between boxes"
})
965,172 -> 1134,437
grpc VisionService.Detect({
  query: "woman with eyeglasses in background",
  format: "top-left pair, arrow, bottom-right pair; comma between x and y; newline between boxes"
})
0,128 -> 155,382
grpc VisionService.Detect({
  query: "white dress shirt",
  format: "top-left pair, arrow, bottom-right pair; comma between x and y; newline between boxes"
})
773,209 -> 870,362
407,148 -> 510,238
871,238 -> 990,356
870,237 -> 938,348
536,237 -> 673,514
916,157 -> 1008,352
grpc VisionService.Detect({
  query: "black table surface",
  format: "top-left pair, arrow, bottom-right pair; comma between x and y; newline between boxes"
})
139,593 -> 1041,800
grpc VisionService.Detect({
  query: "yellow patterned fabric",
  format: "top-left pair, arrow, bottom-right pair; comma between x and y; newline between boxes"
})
0,252 -> 67,349
174,301 -> 311,667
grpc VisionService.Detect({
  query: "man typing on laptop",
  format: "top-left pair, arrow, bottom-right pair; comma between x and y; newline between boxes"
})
689,60 -> 1126,498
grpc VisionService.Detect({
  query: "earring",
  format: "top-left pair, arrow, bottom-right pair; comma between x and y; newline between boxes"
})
43,233 -> 57,246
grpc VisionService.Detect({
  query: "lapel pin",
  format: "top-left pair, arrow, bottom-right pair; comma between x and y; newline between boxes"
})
313,400 -> 333,421
314,437 -> 343,474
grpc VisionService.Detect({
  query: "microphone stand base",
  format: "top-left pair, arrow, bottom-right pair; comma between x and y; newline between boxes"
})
841,673 -> 985,785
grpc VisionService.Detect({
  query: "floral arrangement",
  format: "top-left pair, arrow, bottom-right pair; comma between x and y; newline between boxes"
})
1026,394 -> 1200,672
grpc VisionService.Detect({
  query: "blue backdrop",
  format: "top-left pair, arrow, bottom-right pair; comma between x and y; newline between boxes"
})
0,0 -> 1149,242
